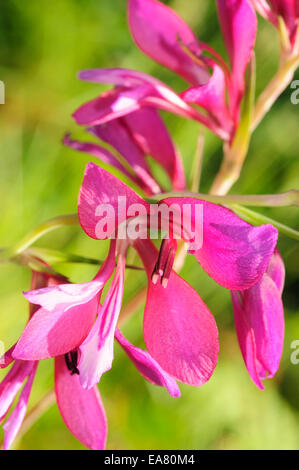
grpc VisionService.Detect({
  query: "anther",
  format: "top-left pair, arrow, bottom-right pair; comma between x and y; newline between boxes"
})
151,239 -> 177,288
64,350 -> 80,376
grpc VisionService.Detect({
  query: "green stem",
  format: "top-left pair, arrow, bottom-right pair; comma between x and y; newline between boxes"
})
2,214 -> 79,260
148,189 -> 299,207
27,247 -> 144,271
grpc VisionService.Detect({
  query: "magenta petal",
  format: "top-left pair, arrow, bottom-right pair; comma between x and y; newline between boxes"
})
0,344 -> 16,370
73,86 -> 150,126
266,249 -> 285,294
79,255 -> 126,389
91,120 -> 161,195
217,0 -> 257,115
2,362 -> 38,450
128,0 -> 209,85
124,108 -> 186,191
13,301 -> 98,361
63,133 -> 138,184
115,329 -> 180,397
269,0 -> 299,43
135,239 -> 219,387
76,68 -> 229,140
55,356 -> 107,450
162,197 -> 278,290
79,162 -> 150,240
181,65 -> 233,134
232,271 -> 284,389
0,361 -> 35,420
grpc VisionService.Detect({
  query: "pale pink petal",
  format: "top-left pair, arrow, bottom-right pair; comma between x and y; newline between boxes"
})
115,329 -> 180,397
135,239 -> 219,387
55,356 -> 107,450
78,162 -> 150,240
217,0 -> 257,115
2,362 -> 38,450
13,300 -> 98,361
162,197 -> 278,290
269,0 -> 299,43
123,108 -> 186,191
23,280 -> 104,312
79,255 -> 126,389
90,121 -> 161,195
128,0 -> 209,85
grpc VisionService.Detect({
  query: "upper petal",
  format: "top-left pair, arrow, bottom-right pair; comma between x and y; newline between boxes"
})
135,239 -> 219,387
217,0 -> 257,115
162,197 -> 278,290
128,0 -> 209,85
115,328 -> 180,397
55,356 -> 107,450
78,162 -> 150,240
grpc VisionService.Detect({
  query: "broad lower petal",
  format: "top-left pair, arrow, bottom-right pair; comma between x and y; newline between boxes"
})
115,329 -> 180,397
55,356 -> 107,450
128,0 -> 209,85
135,239 -> 219,387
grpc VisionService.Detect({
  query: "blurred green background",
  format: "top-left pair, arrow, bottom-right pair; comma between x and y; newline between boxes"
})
0,0 -> 299,450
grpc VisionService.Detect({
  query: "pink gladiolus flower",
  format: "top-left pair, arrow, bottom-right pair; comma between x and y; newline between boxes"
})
71,0 -> 256,143
76,162 -> 278,386
64,106 -> 186,195
232,250 -> 285,389
251,0 -> 299,49
1,270 -> 107,451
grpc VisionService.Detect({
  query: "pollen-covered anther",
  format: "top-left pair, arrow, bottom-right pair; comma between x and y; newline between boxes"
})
64,350 -> 80,376
151,238 -> 177,288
